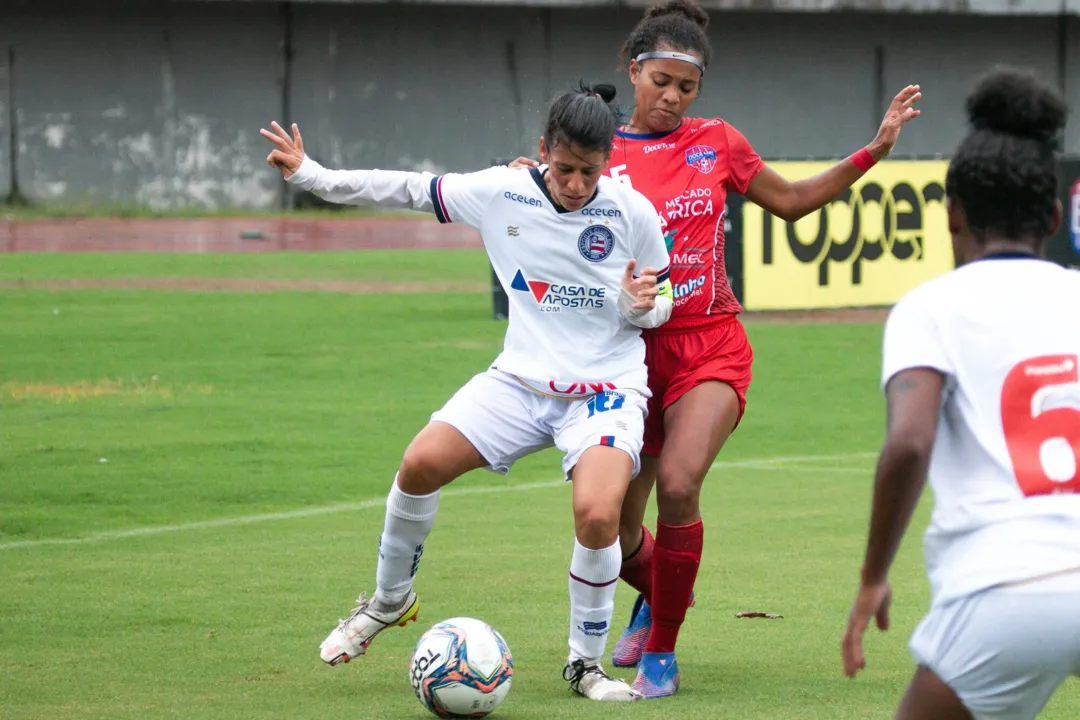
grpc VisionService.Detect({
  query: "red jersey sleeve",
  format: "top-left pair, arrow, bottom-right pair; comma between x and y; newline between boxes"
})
724,123 -> 765,195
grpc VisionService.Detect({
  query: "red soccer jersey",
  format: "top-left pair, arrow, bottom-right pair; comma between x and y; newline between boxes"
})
606,117 -> 764,323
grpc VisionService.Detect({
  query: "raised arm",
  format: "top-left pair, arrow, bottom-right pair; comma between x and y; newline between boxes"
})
260,121 -> 435,212
744,85 -> 922,223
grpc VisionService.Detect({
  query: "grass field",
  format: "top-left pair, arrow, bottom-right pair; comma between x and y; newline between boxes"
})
2,250 -> 1077,719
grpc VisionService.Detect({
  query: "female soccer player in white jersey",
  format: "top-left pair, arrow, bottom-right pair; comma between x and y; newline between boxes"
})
261,84 -> 674,703
842,67 -> 1080,719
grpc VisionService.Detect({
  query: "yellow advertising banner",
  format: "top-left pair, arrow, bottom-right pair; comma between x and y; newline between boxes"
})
742,160 -> 953,311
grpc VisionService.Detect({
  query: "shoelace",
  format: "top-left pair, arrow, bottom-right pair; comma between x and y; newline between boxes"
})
562,659 -> 612,684
336,592 -> 373,629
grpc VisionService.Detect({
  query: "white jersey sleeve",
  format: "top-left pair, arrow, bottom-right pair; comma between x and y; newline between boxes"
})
629,192 -> 672,288
881,285 -> 955,391
617,190 -> 673,328
430,166 -> 512,230
286,155 -> 436,212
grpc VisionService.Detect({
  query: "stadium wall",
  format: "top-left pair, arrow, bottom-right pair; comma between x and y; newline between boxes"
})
1,0 -> 1078,210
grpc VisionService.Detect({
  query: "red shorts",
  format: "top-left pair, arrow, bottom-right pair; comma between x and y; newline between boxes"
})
642,314 -> 753,456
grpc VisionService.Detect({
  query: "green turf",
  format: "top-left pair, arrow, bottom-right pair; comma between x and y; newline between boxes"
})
1,252 -> 1077,719
0,250 -> 490,285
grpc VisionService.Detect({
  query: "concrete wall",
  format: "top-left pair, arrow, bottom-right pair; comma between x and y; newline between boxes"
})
0,37 -> 11,201
168,0 -> 1080,12
2,0 -> 1078,210
4,0 -> 285,209
1069,14 -> 1080,155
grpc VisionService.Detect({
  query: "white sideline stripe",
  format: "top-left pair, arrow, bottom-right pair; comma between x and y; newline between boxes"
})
711,451 -> 877,469
771,465 -> 870,475
0,480 -> 564,552
0,451 -> 873,551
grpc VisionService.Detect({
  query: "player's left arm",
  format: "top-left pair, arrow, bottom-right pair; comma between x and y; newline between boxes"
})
842,291 -> 949,678
618,193 -> 672,329
743,85 -> 921,223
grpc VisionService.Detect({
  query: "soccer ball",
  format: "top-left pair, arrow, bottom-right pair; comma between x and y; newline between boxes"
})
409,617 -> 514,718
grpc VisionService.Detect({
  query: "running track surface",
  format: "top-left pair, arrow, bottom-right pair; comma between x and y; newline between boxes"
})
0,216 -> 890,323
0,218 -> 482,252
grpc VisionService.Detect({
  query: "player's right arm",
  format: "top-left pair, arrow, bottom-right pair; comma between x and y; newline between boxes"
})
288,155 -> 438,213
260,121 -> 504,229
864,289 -> 952,583
842,288 -> 948,678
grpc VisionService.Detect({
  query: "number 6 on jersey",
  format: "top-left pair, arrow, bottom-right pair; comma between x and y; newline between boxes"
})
1001,354 -> 1080,496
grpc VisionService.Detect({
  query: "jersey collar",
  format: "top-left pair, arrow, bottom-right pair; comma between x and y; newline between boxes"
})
529,165 -> 599,214
614,119 -> 684,141
977,250 -> 1041,261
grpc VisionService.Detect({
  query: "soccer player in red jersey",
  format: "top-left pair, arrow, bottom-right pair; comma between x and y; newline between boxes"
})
512,0 -> 920,697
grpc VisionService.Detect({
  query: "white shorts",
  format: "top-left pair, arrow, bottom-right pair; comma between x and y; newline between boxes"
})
909,570 -> 1080,720
429,369 -> 647,479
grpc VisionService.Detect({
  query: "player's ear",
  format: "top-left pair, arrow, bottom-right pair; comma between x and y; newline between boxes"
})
538,136 -> 549,165
628,59 -> 641,85
946,196 -> 964,238
1049,199 -> 1063,238
947,197 -> 975,267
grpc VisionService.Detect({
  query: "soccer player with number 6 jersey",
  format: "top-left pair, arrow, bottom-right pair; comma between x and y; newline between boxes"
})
261,84 -> 673,703
842,67 -> 1080,720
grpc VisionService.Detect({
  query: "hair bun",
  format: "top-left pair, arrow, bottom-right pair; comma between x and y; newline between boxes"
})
966,66 -> 1067,144
644,0 -> 708,30
588,83 -> 617,104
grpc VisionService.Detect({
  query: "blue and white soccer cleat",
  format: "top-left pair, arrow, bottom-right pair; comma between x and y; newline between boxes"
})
610,591 -> 695,668
611,593 -> 651,668
631,651 -> 680,699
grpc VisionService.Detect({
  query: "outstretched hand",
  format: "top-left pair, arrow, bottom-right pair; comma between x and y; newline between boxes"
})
621,259 -> 659,312
260,121 -> 306,179
868,85 -> 922,161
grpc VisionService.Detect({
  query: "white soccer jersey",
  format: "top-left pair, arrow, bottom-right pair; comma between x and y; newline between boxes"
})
287,158 -> 671,397
882,255 -> 1080,607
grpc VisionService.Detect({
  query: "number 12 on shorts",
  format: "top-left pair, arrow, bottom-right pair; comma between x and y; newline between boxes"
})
1001,354 -> 1080,496
587,391 -> 626,418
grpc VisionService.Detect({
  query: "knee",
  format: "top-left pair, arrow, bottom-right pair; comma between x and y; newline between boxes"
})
398,444 -> 453,495
575,504 -> 621,550
655,462 -> 703,524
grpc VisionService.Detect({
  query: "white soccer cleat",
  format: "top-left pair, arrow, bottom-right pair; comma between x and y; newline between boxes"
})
563,659 -> 642,702
319,590 -> 420,666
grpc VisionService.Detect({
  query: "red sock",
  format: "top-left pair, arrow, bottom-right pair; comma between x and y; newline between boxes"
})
645,519 -> 703,654
619,525 -> 654,604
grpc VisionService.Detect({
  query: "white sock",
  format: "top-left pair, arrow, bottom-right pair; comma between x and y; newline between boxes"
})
567,537 -> 621,663
373,476 -> 439,609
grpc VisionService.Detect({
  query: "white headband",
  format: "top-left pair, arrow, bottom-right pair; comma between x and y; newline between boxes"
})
634,51 -> 705,75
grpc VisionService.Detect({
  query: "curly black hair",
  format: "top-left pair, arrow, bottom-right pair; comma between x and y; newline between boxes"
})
544,82 -> 620,153
619,0 -> 711,71
946,66 -> 1068,244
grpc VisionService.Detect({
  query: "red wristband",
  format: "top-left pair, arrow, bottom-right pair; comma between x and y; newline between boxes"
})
851,147 -> 877,172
